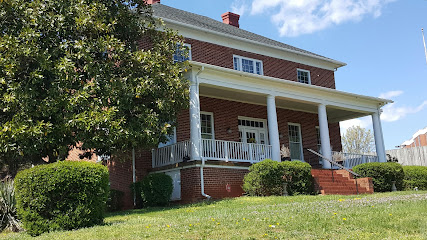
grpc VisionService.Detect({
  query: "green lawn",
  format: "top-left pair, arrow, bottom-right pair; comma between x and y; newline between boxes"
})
4,191 -> 427,239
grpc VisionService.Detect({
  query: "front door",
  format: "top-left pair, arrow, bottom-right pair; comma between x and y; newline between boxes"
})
240,127 -> 267,145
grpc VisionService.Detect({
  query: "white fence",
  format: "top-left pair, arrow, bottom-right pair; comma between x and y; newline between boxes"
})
152,139 -> 272,168
386,146 -> 427,166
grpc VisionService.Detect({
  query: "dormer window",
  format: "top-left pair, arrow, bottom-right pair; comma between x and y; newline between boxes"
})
297,69 -> 311,84
173,43 -> 191,63
233,55 -> 263,75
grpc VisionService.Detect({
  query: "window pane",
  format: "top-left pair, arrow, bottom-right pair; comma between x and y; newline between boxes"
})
290,142 -> 301,160
242,59 -> 254,73
256,62 -> 262,75
173,44 -> 190,63
234,57 -> 240,70
297,70 -> 310,84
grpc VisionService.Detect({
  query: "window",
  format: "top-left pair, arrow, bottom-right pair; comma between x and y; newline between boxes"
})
297,69 -> 311,84
288,123 -> 303,161
201,112 -> 214,139
233,55 -> 263,75
173,43 -> 191,63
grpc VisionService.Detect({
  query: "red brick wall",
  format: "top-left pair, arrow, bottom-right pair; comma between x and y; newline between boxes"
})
404,133 -> 427,148
180,167 -> 248,203
176,96 -> 342,167
185,38 -> 336,89
107,148 -> 153,210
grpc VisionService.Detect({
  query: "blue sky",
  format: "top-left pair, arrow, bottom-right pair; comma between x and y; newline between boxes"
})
162,0 -> 427,150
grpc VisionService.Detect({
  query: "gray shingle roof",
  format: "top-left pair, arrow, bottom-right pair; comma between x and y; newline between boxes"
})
151,4 -> 344,66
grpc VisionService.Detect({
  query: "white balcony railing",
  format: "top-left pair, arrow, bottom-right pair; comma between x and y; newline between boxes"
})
201,139 -> 272,163
152,139 -> 272,168
152,140 -> 190,168
331,151 -> 379,169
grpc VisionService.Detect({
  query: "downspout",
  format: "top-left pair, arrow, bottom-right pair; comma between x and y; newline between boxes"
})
132,148 -> 136,207
194,66 -> 210,199
200,158 -> 211,199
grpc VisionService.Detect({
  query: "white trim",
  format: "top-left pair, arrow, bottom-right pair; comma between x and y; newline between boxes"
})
159,18 -> 346,70
288,122 -> 304,161
200,111 -> 215,140
297,69 -> 311,84
233,55 -> 263,75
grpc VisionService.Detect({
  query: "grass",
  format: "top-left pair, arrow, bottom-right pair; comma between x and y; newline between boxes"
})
3,191 -> 427,239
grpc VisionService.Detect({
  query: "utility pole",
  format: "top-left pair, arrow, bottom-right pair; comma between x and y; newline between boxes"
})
423,28 -> 427,65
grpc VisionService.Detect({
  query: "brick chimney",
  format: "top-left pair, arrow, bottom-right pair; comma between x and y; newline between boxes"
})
221,12 -> 240,28
146,0 -> 160,4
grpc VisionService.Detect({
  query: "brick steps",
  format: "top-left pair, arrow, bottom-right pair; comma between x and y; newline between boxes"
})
311,169 -> 374,195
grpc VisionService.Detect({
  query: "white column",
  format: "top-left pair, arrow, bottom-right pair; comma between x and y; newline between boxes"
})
372,111 -> 387,162
267,95 -> 280,161
189,73 -> 201,160
318,104 -> 332,169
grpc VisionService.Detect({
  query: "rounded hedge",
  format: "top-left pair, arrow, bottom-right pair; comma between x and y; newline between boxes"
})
353,162 -> 404,192
243,159 -> 313,196
140,173 -> 173,207
14,161 -> 109,236
281,161 -> 314,195
403,166 -> 427,190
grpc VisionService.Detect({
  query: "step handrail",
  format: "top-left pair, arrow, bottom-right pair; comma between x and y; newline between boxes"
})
307,149 -> 361,177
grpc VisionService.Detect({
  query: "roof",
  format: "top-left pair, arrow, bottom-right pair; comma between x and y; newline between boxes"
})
151,4 -> 346,68
401,126 -> 427,146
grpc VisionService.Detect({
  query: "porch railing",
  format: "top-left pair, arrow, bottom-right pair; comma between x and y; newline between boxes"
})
152,140 -> 190,168
331,151 -> 379,169
201,139 -> 272,163
152,139 -> 272,168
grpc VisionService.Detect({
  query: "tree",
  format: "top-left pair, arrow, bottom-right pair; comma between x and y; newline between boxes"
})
342,126 -> 375,154
0,0 -> 189,175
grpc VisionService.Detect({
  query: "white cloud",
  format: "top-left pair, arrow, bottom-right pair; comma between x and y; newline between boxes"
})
231,0 -> 249,16
381,100 -> 427,122
232,0 -> 394,37
378,90 -> 403,99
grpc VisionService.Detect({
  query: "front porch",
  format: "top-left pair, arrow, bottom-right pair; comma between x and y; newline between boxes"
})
152,61 -> 390,170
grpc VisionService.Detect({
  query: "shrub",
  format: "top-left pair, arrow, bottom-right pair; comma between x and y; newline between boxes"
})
403,166 -> 427,190
243,159 -> 285,196
140,173 -> 173,207
14,161 -> 109,236
280,161 -> 314,195
107,189 -> 125,212
0,180 -> 22,232
353,162 -> 404,192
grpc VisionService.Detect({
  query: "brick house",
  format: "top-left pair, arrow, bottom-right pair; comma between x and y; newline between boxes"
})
108,1 -> 391,209
400,126 -> 427,148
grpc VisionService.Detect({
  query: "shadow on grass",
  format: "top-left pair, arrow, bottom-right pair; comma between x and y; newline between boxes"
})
105,198 -> 225,218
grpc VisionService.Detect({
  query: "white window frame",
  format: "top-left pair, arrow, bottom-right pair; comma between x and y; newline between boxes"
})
288,122 -> 304,161
173,43 -> 192,63
238,116 -> 269,145
200,111 -> 214,140
297,69 -> 311,84
233,55 -> 263,75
